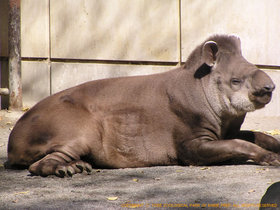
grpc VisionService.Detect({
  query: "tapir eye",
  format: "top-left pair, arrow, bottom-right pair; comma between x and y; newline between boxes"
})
231,78 -> 242,86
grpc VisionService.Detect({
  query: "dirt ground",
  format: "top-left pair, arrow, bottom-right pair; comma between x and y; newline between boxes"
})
0,110 -> 280,209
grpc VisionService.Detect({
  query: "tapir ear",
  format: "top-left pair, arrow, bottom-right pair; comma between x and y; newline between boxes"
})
202,41 -> 218,67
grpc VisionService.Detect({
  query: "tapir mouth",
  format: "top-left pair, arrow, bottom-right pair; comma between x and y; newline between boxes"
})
250,91 -> 273,109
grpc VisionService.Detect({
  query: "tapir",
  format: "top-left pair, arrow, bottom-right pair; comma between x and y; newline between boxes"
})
5,34 -> 280,177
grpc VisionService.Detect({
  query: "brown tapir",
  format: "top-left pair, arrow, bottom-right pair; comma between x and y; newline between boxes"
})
5,34 -> 280,177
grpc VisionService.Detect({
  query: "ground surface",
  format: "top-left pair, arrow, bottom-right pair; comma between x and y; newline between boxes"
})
0,110 -> 280,209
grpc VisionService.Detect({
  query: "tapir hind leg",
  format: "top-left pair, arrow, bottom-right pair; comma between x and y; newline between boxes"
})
29,152 -> 92,177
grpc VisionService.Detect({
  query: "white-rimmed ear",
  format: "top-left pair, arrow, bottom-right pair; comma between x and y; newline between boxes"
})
202,41 -> 218,67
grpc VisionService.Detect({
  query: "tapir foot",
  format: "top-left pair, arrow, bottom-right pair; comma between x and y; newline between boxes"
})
257,151 -> 280,166
54,160 -> 92,177
29,152 -> 92,177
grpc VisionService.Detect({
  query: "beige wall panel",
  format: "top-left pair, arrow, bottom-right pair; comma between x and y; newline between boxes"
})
51,63 -> 173,93
22,61 -> 50,107
0,0 -> 9,57
22,62 -> 280,116
50,0 -> 179,62
247,70 -> 280,117
21,0 -> 49,57
181,0 -> 280,65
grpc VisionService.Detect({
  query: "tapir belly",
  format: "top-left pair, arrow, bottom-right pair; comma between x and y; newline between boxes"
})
86,107 -> 178,168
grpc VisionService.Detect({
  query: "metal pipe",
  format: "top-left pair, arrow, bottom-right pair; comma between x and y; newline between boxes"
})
8,0 -> 22,110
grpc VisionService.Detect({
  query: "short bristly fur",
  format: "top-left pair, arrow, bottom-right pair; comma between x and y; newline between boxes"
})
184,34 -> 241,71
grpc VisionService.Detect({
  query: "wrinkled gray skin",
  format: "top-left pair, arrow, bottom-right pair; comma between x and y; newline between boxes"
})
5,34 -> 280,177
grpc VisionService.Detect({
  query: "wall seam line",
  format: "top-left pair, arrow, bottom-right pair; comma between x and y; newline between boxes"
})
178,0 -> 182,65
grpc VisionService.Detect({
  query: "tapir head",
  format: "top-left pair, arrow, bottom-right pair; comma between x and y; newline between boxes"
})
201,35 -> 275,115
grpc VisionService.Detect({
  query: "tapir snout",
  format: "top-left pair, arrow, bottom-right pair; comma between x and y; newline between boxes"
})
251,70 -> 275,106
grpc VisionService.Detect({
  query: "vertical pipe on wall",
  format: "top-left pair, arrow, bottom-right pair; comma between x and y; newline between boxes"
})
48,0 -> 52,96
178,0 -> 182,66
8,0 -> 22,110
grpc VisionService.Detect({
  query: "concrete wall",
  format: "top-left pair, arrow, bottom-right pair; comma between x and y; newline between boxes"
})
181,0 -> 280,66
1,0 -> 280,116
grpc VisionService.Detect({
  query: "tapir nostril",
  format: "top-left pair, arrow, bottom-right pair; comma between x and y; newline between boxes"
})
263,84 -> 275,92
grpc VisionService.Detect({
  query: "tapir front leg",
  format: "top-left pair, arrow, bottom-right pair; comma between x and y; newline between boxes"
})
234,131 -> 280,154
180,139 -> 280,166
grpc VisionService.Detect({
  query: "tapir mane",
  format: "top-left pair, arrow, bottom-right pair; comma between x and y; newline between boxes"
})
183,34 -> 242,71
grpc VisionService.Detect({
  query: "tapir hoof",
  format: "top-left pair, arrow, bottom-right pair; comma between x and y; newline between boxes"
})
258,152 -> 280,166
55,160 -> 92,178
